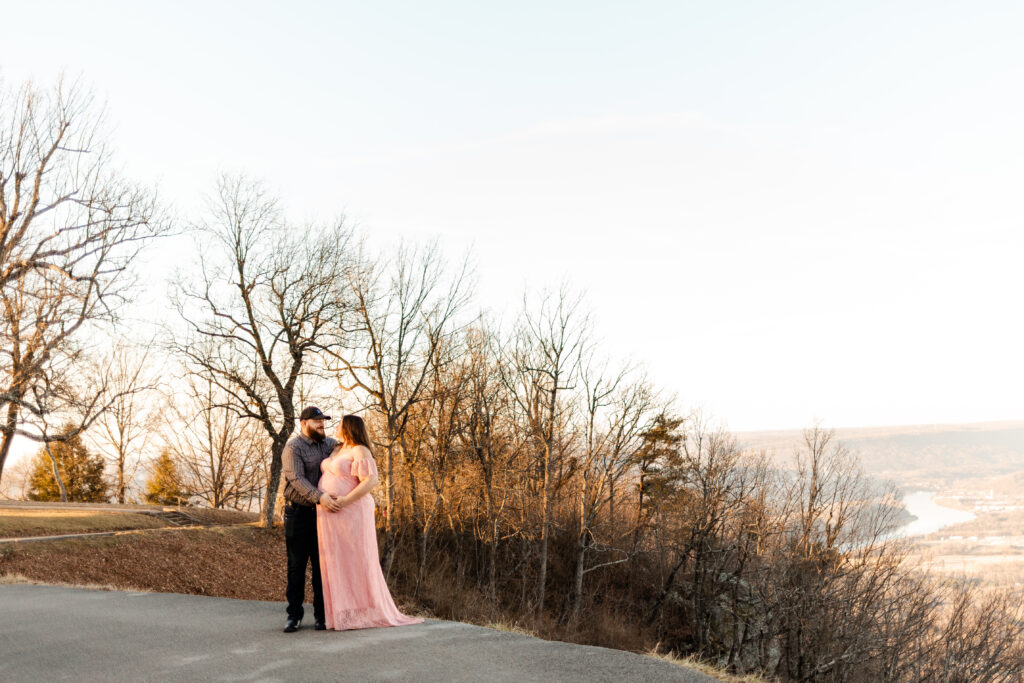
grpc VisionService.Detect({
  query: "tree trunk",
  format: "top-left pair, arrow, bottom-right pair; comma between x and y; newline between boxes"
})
607,471 -> 614,525
570,536 -> 587,626
380,438 -> 398,576
646,550 -> 690,626
44,443 -> 69,502
0,402 -> 20,483
417,480 -> 445,597
260,437 -> 287,527
520,534 -> 531,613
537,440 -> 550,621
416,512 -> 434,597
484,477 -> 498,605
569,476 -> 589,626
633,470 -> 646,548
488,523 -> 498,606
693,548 -> 706,650
116,453 -> 127,504
408,467 -> 425,595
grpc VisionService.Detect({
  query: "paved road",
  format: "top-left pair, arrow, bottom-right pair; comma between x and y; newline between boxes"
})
0,584 -> 713,682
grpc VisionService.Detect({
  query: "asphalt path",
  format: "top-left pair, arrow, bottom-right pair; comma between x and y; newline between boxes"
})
0,584 -> 714,682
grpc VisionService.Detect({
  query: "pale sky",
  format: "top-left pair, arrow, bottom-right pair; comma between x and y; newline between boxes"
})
3,1 -> 1023,434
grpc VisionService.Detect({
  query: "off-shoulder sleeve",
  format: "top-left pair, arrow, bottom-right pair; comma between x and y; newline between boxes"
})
351,457 -> 378,479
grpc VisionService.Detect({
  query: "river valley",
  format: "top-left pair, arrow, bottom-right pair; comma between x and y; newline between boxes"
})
897,491 -> 976,538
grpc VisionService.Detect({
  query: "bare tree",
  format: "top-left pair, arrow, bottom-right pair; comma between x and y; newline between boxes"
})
499,287 -> 589,619
460,319 -> 519,605
89,343 -> 158,503
330,240 -> 471,573
0,77 -> 161,484
926,582 -> 1024,682
0,452 -> 30,499
405,332 -> 474,595
172,175 -> 350,525
644,415 -> 752,642
14,336 -> 138,502
161,373 -> 267,509
765,424 -> 911,680
567,358 -> 655,625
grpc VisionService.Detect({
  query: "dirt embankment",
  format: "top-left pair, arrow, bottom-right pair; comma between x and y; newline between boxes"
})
0,526 -> 291,600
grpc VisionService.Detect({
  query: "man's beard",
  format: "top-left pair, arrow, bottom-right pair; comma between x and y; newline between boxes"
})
307,428 -> 326,442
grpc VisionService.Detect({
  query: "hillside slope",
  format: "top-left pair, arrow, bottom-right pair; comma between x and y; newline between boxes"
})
738,420 -> 1024,487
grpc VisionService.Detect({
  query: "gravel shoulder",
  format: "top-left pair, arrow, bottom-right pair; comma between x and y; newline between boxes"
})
0,584 -> 713,682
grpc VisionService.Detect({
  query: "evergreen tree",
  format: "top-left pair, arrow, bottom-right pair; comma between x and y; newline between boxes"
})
145,450 -> 186,506
632,412 -> 685,519
27,427 -> 109,502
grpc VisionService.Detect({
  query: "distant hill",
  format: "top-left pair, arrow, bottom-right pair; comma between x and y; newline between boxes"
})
737,421 -> 1024,488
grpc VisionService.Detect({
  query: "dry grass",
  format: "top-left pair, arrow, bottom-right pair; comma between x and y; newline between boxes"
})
179,507 -> 259,526
484,620 -> 537,637
0,572 -> 125,592
647,648 -> 768,683
0,509 -> 169,538
0,572 -> 34,584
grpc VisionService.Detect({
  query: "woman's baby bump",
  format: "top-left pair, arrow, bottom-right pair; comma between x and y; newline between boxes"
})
319,460 -> 359,497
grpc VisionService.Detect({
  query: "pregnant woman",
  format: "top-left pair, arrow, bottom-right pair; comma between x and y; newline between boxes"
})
316,414 -> 424,630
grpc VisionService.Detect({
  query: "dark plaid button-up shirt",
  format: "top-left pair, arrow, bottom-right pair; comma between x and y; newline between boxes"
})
281,433 -> 338,507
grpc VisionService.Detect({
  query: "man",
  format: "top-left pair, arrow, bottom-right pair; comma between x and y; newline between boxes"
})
280,406 -> 343,633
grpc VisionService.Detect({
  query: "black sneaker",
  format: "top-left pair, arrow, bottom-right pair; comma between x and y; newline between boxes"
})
284,618 -> 301,633
315,621 -> 326,631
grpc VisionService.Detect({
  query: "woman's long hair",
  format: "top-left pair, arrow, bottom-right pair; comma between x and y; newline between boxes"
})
339,414 -> 374,453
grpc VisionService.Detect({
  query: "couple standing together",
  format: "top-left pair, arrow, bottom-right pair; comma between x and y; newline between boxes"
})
280,407 -> 422,633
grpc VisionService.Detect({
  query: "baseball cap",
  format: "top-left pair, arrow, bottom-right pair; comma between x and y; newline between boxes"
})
299,406 -> 332,421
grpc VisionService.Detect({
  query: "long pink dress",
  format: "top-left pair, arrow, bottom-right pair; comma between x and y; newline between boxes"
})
316,453 -> 423,630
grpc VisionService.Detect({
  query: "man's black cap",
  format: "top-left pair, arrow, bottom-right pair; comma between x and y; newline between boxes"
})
299,406 -> 331,421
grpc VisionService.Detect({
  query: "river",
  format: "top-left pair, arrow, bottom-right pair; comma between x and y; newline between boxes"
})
897,490 -> 976,538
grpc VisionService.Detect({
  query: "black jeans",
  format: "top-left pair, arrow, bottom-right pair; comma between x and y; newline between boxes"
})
284,504 -> 324,622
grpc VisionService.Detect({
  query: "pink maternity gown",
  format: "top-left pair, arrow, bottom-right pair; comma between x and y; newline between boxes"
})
316,452 -> 423,630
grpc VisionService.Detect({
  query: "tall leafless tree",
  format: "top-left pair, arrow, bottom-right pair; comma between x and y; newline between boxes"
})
161,373 -> 267,509
459,319 -> 519,605
499,287 -> 589,619
330,240 -> 471,573
567,357 -> 656,625
0,453 -> 30,500
89,343 -> 159,503
0,77 -> 161,484
172,175 -> 350,525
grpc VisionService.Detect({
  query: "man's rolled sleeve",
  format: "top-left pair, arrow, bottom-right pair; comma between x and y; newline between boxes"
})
282,440 -> 322,506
